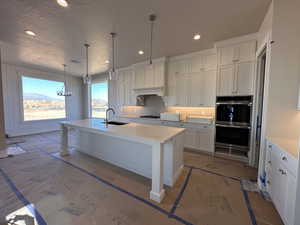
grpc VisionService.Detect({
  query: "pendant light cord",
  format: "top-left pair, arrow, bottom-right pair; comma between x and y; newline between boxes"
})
84,44 -> 90,79
111,33 -> 116,73
149,14 -> 156,65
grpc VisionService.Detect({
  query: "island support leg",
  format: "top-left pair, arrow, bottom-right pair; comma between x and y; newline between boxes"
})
60,124 -> 69,156
150,142 -> 165,203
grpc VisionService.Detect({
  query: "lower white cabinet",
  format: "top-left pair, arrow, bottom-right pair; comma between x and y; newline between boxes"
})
117,117 -> 215,153
265,140 -> 297,225
184,126 -> 214,153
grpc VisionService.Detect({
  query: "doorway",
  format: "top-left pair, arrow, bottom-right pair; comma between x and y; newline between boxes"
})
254,47 -> 267,167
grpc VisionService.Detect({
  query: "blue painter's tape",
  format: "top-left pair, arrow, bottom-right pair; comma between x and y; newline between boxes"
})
48,153 -> 195,225
240,181 -> 258,225
185,165 -> 241,182
0,168 -> 47,225
170,167 -> 193,215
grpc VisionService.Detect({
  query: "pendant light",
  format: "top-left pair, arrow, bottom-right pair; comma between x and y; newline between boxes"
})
57,64 -> 72,97
109,32 -> 117,80
149,14 -> 156,65
83,43 -> 92,84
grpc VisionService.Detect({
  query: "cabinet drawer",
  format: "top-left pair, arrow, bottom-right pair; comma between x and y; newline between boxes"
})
270,142 -> 298,176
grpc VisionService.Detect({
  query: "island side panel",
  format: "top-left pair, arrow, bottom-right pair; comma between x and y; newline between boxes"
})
78,130 -> 153,179
162,132 -> 184,186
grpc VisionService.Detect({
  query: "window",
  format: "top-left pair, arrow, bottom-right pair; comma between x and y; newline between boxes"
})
22,76 -> 66,121
91,82 -> 108,118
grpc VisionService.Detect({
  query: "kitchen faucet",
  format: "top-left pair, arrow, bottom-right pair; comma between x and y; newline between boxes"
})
105,108 -> 116,124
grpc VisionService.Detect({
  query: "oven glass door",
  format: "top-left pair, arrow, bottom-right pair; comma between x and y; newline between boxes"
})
216,105 -> 251,125
216,126 -> 250,147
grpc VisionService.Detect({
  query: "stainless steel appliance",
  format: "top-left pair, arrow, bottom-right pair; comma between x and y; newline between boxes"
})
215,96 -> 253,160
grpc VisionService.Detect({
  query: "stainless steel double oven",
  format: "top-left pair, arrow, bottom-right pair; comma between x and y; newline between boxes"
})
215,96 -> 253,158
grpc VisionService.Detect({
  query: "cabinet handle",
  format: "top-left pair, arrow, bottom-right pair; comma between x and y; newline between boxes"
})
278,169 -> 287,175
268,160 -> 271,165
282,156 -> 287,161
267,181 -> 270,184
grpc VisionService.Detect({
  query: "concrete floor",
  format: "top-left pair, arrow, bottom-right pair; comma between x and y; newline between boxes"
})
0,131 -> 283,225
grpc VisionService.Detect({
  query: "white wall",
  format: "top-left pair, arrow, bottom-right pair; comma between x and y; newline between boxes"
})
1,63 -> 84,137
257,1 -> 273,49
265,0 -> 300,140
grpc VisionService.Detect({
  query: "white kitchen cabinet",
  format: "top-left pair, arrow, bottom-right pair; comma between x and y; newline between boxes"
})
217,65 -> 235,96
217,62 -> 255,96
265,140 -> 298,225
202,69 -> 217,107
184,125 -> 214,153
218,40 -> 256,66
235,62 -> 255,95
217,40 -> 256,96
219,45 -> 237,66
115,68 -> 135,107
174,69 -> 216,107
133,58 -> 166,90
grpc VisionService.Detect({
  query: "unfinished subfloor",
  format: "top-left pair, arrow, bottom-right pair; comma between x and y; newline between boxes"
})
0,131 -> 283,225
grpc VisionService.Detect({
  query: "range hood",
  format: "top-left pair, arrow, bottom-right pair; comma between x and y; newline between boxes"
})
134,86 -> 165,97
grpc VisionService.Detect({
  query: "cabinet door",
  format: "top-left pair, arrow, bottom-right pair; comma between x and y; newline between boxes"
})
175,74 -> 189,106
190,55 -> 203,73
145,65 -> 154,88
235,62 -> 255,95
202,70 -> 216,106
219,46 -> 236,66
134,66 -> 145,89
237,41 -> 256,62
203,53 -> 217,70
217,65 -> 235,96
198,127 -> 214,152
284,172 -> 296,225
184,128 -> 198,149
189,73 -> 203,107
154,62 -> 165,87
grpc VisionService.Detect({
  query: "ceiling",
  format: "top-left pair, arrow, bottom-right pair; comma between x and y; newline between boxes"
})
0,0 -> 271,76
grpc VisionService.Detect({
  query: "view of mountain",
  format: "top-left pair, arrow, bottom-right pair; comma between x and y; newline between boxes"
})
23,93 -> 64,101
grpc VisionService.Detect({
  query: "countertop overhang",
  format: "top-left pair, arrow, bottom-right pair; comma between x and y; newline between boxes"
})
61,119 -> 185,145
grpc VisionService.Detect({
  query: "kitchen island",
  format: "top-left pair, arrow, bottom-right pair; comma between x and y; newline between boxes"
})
60,119 -> 185,203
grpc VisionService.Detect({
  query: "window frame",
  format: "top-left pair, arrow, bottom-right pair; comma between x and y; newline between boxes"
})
90,80 -> 109,119
19,73 -> 67,123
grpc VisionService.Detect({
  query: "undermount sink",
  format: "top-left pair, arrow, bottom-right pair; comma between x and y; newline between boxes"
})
102,121 -> 128,126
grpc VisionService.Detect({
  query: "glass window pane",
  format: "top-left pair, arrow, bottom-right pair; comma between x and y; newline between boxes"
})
91,82 -> 108,118
22,76 -> 66,121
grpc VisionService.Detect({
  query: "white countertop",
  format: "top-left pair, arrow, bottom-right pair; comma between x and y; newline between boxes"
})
62,119 -> 185,145
268,136 -> 299,158
118,114 -> 214,125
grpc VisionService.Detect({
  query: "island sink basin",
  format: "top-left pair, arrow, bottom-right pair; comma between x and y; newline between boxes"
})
102,121 -> 128,126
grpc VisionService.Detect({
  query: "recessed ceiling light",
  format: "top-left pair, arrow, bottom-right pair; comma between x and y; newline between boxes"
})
193,34 -> 201,40
138,50 -> 144,55
105,60 -> 110,64
57,0 -> 68,7
24,30 -> 36,36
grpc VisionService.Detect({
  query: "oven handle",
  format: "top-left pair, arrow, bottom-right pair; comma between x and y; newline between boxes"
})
216,124 -> 251,129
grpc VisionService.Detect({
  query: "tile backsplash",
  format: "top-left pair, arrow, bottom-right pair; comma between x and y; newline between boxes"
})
121,95 -> 215,120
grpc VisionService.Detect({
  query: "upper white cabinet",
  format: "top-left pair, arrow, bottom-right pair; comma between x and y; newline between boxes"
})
218,40 -> 256,66
217,40 -> 256,96
115,67 -> 135,107
133,58 -> 166,90
166,50 -> 217,107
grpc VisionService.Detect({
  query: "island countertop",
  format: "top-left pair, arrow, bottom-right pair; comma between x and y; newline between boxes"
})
62,119 -> 186,145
